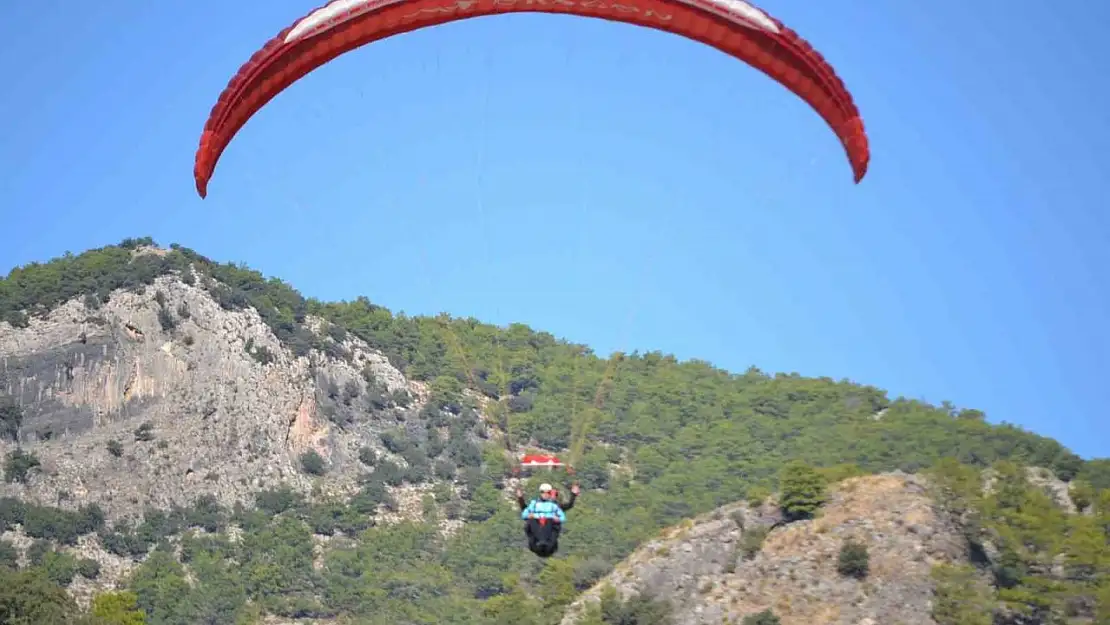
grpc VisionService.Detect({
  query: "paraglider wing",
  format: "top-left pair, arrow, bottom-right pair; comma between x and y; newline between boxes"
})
520,454 -> 565,468
194,0 -> 869,197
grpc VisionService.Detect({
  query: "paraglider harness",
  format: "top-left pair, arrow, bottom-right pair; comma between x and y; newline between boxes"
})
515,456 -> 577,558
517,488 -> 576,557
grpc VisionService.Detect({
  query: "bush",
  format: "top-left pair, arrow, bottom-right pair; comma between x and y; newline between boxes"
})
507,394 -> 534,413
434,459 -> 456,480
351,480 -> 392,515
389,389 -> 412,407
107,439 -> 124,457
134,422 -> 154,442
157,307 -> 176,331
837,539 -> 870,579
0,540 -> 18,569
76,557 -> 101,579
375,459 -> 405,486
0,399 -> 23,442
597,585 -> 674,625
300,449 -> 327,476
742,609 -> 781,625
746,485 -> 771,507
1069,479 -> 1094,511
4,449 -> 40,484
380,429 -> 410,454
256,486 -> 304,515
185,494 -> 226,532
740,526 -> 768,560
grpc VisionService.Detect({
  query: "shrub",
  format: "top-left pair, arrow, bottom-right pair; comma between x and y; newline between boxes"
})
742,609 -> 781,625
837,539 -> 870,579
107,440 -> 124,457
300,449 -> 327,476
4,449 -> 40,484
134,422 -> 154,442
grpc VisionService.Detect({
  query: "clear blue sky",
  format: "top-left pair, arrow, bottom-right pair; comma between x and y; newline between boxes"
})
1,1 -> 1107,458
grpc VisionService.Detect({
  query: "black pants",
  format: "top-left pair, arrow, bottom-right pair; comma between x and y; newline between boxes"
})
525,518 -> 561,558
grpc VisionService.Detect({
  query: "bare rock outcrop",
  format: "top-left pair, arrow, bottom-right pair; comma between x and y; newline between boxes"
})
0,275 -> 423,521
563,473 -> 969,625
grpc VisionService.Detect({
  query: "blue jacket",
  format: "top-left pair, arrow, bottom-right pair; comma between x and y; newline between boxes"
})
521,498 -> 566,523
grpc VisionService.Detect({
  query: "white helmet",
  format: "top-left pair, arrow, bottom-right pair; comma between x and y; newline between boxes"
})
539,483 -> 553,493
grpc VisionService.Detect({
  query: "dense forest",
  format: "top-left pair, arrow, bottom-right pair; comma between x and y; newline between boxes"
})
0,238 -> 1106,624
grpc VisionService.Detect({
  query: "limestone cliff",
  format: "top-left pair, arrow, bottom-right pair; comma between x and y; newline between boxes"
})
0,271 -> 451,520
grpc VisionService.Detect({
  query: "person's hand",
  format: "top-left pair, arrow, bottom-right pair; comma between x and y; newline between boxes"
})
527,513 -> 535,519
570,483 -> 580,496
515,488 -> 523,498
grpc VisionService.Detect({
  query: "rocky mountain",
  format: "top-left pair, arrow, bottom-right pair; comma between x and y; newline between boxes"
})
562,463 -> 1104,625
0,238 -> 1104,625
0,266 -> 420,520
0,244 -> 502,609
562,472 -> 967,625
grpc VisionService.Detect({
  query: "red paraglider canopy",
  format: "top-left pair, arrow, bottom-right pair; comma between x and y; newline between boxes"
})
520,454 -> 565,468
194,0 -> 869,197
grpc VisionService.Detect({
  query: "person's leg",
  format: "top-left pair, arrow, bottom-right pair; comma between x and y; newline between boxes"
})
545,522 -> 561,556
525,518 -> 541,551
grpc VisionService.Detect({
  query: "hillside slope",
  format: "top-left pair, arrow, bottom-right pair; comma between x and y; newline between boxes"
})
563,465 -> 1106,625
0,238 -> 1104,625
562,472 -> 966,625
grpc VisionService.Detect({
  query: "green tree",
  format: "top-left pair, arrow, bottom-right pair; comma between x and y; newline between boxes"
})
1069,479 -> 1095,511
930,564 -> 993,625
778,461 -> 826,521
91,590 -> 147,625
0,566 -> 84,625
537,558 -> 578,611
128,550 -> 197,625
481,576 -> 542,625
467,482 -> 502,523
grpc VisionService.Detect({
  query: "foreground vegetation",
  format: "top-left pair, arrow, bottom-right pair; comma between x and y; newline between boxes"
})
928,459 -> 1110,624
0,238 -> 1106,624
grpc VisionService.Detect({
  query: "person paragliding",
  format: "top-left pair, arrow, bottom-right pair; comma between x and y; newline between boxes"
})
516,481 -> 580,557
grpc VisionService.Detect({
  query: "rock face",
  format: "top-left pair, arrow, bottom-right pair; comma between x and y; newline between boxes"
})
562,473 -> 969,625
0,273 -> 424,521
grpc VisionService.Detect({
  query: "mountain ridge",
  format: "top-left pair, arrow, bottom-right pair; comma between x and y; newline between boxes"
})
0,237 -> 1105,625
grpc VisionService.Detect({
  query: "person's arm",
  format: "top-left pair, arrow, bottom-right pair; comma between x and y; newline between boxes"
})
521,500 -> 535,520
555,505 -> 566,524
515,489 -> 528,511
561,489 -> 577,511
